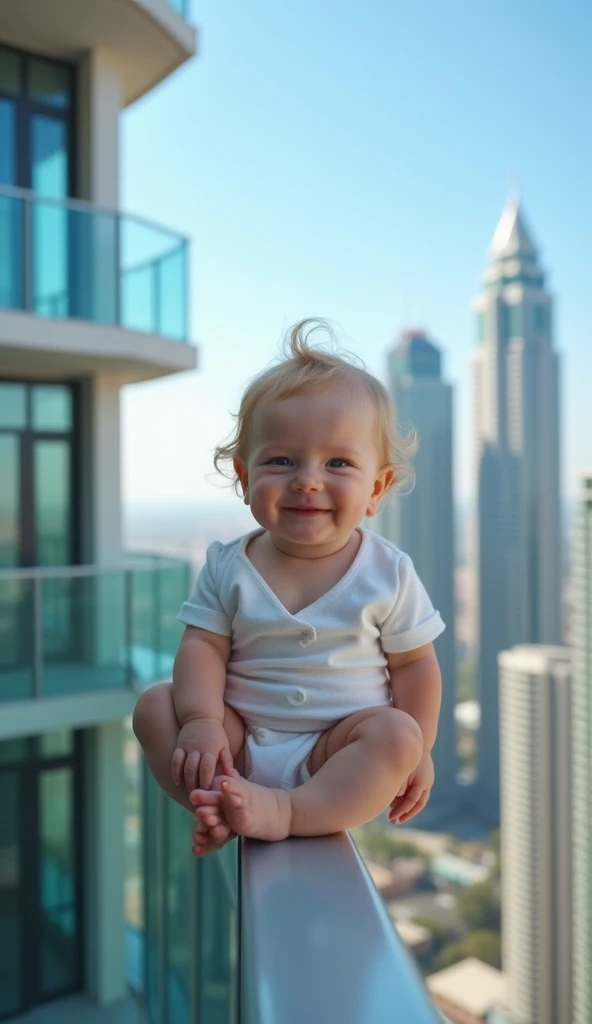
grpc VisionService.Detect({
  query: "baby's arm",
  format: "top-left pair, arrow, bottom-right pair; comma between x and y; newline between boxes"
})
387,643 -> 442,822
171,625 -> 231,793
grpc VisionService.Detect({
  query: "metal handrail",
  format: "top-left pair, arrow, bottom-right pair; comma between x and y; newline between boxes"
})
240,832 -> 442,1023
0,555 -> 189,580
0,182 -> 190,246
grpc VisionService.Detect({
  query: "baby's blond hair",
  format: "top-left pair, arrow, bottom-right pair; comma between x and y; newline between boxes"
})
214,319 -> 417,494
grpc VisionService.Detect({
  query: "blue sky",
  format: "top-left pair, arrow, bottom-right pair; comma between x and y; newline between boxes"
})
121,0 -> 591,507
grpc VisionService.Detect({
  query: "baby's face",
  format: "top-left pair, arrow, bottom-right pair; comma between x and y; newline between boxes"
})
234,383 -> 393,556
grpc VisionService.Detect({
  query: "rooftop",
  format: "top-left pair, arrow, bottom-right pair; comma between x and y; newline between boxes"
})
427,958 -> 507,1018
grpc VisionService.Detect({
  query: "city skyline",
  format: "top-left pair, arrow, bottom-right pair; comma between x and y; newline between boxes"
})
120,0 -> 592,511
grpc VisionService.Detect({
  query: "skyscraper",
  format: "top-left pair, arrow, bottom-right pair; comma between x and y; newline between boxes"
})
0,12 -> 196,1018
499,645 -> 572,1024
571,470 -> 592,1024
472,199 -> 561,823
382,331 -> 457,824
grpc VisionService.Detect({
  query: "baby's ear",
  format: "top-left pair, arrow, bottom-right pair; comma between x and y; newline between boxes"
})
233,458 -> 249,503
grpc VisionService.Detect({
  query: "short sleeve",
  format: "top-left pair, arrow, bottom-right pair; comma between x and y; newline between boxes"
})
177,542 -> 232,636
380,552 -> 445,653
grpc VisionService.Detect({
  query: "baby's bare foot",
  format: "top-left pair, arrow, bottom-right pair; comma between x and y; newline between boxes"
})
217,775 -> 292,841
190,770 -> 240,849
192,820 -> 237,857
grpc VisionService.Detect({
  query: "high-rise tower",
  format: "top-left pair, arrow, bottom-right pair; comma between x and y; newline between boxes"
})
499,644 -> 572,1024
571,470 -> 592,1024
382,331 -> 457,824
472,199 -> 561,822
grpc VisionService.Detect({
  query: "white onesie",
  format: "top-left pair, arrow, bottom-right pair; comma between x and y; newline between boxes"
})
177,527 -> 445,789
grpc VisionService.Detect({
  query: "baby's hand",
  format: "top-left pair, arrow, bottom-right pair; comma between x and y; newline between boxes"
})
171,719 -> 233,792
388,751 -> 434,825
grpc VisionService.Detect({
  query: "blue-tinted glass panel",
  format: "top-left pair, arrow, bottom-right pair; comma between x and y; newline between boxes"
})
32,385 -> 72,431
0,739 -> 29,764
124,719 -> 144,993
32,116 -> 68,198
38,729 -> 74,758
29,58 -> 71,110
158,244 -> 187,340
0,48 -> 20,95
34,440 -> 70,566
0,192 -> 23,308
0,772 -> 21,1016
69,206 -> 119,324
39,767 -> 78,996
0,383 -> 26,429
0,434 -> 20,567
167,802 -> 193,1022
0,580 -> 34,698
41,574 -> 126,694
0,99 -> 16,185
33,198 -> 68,317
198,849 -> 239,1022
534,305 -> 546,332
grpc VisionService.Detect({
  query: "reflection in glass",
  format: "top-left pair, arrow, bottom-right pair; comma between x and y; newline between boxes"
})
0,579 -> 34,697
29,58 -> 70,109
32,385 -> 72,432
34,439 -> 70,567
0,771 -> 21,1016
167,802 -> 193,1021
0,382 -> 26,429
39,730 -> 74,758
0,435 -> 20,568
0,738 -> 29,764
0,48 -> 20,96
39,767 -> 77,996
0,191 -> 23,308
0,98 -> 16,185
198,850 -> 239,1021
32,116 -> 68,198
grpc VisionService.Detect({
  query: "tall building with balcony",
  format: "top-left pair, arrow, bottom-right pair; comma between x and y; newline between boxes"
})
498,644 -> 572,1024
0,5 -> 196,1019
472,199 -> 561,824
381,331 -> 458,825
571,470 -> 592,1024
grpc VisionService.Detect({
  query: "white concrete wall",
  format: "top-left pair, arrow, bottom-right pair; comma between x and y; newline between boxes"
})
78,50 -> 122,207
84,720 -> 128,1005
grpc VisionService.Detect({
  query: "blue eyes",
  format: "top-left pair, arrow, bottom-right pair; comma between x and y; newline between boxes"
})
264,456 -> 351,468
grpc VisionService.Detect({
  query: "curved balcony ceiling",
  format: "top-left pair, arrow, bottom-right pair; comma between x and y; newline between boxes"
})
0,0 -> 196,105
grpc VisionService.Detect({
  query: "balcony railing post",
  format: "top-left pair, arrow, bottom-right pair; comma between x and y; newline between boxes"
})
33,576 -> 43,698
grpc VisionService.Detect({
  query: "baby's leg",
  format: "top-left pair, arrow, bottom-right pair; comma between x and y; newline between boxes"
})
191,707 -> 422,842
132,683 -> 245,813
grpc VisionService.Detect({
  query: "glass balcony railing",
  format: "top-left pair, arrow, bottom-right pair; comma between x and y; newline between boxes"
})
131,761 -> 444,1024
0,555 -> 191,701
0,184 -> 190,342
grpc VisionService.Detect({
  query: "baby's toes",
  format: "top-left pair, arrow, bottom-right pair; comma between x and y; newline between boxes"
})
210,822 -> 232,842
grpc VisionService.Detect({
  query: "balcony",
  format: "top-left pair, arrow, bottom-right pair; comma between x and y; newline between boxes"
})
128,785 -> 445,1023
0,0 -> 196,106
0,555 -> 190,707
0,185 -> 197,381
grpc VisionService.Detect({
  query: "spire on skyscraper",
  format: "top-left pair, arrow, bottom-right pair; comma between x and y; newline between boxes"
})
490,196 -> 537,259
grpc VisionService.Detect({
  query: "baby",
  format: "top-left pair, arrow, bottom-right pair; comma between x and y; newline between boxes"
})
133,319 -> 444,856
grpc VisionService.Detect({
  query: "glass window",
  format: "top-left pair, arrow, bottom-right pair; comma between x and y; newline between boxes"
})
38,730 -> 74,758
534,305 -> 546,332
0,99 -> 16,185
39,767 -> 78,996
34,439 -> 71,566
0,382 -> 27,429
0,772 -> 21,1016
0,738 -> 29,764
29,58 -> 70,110
0,48 -> 20,96
32,116 -> 68,198
32,385 -> 72,431
0,435 -> 20,569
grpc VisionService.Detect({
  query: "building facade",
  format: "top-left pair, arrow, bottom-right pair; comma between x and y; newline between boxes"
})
0,6 -> 196,1019
498,645 -> 572,1024
472,199 -> 562,823
571,471 -> 592,1024
381,331 -> 458,825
